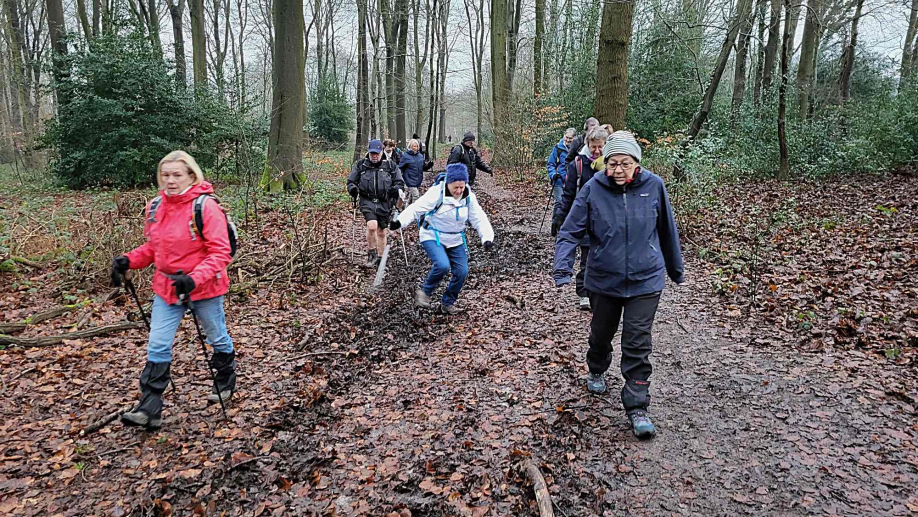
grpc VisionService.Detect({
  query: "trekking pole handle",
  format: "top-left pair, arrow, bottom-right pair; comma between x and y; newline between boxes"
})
176,270 -> 194,310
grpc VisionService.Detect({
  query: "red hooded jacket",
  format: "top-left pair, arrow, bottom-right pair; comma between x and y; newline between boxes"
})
125,182 -> 232,305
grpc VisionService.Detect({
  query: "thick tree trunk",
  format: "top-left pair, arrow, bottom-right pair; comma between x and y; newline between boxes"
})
355,0 -> 369,162
796,0 -> 822,118
534,0 -> 544,95
752,0 -> 767,105
168,0 -> 187,91
92,0 -> 101,36
761,0 -> 781,93
266,0 -> 305,191
777,0 -> 792,178
837,0 -> 864,103
900,0 -> 918,84
595,0 -> 635,130
46,0 -> 69,108
190,0 -> 207,90
491,0 -> 509,155
3,0 -> 32,138
688,0 -> 753,138
730,0 -> 755,129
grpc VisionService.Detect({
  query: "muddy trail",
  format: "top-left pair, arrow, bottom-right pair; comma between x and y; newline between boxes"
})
2,174 -> 917,516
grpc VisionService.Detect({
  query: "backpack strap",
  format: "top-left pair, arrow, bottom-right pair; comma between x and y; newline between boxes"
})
147,196 -> 163,223
193,194 -> 214,237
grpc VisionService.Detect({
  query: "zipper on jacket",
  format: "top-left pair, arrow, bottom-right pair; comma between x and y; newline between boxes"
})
623,187 -> 629,296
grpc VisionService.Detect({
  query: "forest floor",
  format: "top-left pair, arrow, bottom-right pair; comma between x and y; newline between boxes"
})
1,167 -> 917,516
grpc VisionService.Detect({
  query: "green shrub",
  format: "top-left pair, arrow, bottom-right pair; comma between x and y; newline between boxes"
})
40,31 -> 243,189
307,77 -> 353,145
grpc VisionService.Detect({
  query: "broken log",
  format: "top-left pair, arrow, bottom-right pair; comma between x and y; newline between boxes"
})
80,405 -> 134,436
522,458 -> 555,517
0,321 -> 144,347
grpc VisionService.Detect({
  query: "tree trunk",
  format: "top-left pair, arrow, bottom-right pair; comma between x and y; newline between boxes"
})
168,0 -> 187,91
796,0 -> 822,118
190,0 -> 207,90
266,0 -> 305,191
92,0 -> 101,36
534,0 -> 544,95
506,0 -> 522,92
381,0 -> 396,138
730,0 -> 755,129
426,0 -> 440,156
900,0 -> 918,84
777,0 -> 792,178
46,0 -> 69,108
354,0 -> 369,162
212,0 -> 227,97
491,0 -> 509,155
394,0 -> 409,145
752,0 -> 767,105
436,0 -> 448,143
595,0 -> 635,130
761,0 -> 781,93
688,0 -> 753,138
413,0 -> 429,136
75,0 -> 92,40
3,0 -> 32,138
836,0 -> 864,103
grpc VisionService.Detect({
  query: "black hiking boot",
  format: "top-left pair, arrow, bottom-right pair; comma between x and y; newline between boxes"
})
207,352 -> 236,404
365,250 -> 378,268
121,361 -> 171,430
586,372 -> 607,394
628,410 -> 656,439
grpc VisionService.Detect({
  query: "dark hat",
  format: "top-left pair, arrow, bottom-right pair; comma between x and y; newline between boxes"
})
368,139 -> 384,153
462,131 -> 476,143
445,163 -> 469,184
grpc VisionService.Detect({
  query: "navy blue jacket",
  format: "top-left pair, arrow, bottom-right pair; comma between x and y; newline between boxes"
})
546,139 -> 569,185
553,168 -> 684,298
398,149 -> 432,188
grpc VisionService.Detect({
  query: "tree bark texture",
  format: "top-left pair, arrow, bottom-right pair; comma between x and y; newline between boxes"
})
436,0 -> 448,143
354,0 -> 369,163
534,0 -> 544,95
777,0 -> 791,178
190,0 -> 208,89
394,0 -> 409,145
76,0 -> 93,40
267,0 -> 305,191
3,0 -> 32,138
796,0 -> 822,118
761,0 -> 781,93
491,0 -> 509,156
900,0 -> 918,84
46,0 -> 68,107
507,0 -> 522,92
752,0 -> 767,105
836,0 -> 864,103
168,0 -> 187,90
595,0 -> 635,130
688,0 -> 753,139
730,0 -> 755,129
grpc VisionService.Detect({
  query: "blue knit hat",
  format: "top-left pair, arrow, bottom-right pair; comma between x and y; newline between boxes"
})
445,163 -> 469,184
368,139 -> 384,153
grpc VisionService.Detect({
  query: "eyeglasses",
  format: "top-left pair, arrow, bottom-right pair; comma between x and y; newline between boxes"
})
606,161 -> 635,171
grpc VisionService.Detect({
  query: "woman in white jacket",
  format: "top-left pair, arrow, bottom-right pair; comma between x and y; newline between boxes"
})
389,163 -> 494,314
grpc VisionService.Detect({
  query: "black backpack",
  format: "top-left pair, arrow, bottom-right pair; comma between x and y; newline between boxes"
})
147,194 -> 238,257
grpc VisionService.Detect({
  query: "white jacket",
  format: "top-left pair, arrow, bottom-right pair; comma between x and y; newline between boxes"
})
397,182 -> 494,249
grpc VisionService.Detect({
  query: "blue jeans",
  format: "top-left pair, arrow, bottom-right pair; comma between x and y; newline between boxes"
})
552,182 -> 564,205
148,295 -> 233,363
420,240 -> 469,307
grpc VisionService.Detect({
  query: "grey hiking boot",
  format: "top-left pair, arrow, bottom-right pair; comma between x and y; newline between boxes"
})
365,250 -> 378,268
586,372 -> 607,394
207,352 -> 236,405
628,410 -> 656,439
122,361 -> 170,431
440,303 -> 460,315
579,297 -> 591,311
415,289 -> 432,308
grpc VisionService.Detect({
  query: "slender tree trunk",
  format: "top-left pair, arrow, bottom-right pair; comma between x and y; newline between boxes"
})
190,0 -> 208,90
355,0 -> 370,162
507,0 -> 522,92
752,0 -> 767,105
266,0 -> 305,191
426,0 -> 440,155
777,0 -> 792,178
4,0 -> 32,138
395,0 -> 409,145
76,0 -> 93,40
761,0 -> 781,93
168,0 -> 187,91
796,0 -> 821,118
595,0 -> 635,130
92,0 -> 101,36
534,0 -> 544,95
900,0 -> 918,84
837,0 -> 864,103
491,0 -> 509,157
213,0 -> 226,97
436,0 -> 448,143
46,0 -> 69,108
688,0 -> 753,138
413,0 -> 428,135
730,0 -> 755,129
381,0 -> 396,137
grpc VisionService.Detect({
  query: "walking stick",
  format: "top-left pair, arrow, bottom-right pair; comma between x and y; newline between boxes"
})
176,271 -> 228,421
350,200 -> 358,263
121,272 -> 177,392
538,186 -> 555,235
392,209 -> 409,267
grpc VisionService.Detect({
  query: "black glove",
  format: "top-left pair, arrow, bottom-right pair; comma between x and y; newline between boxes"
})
486,167 -> 494,176
110,256 -> 130,287
171,274 -> 196,298
551,218 -> 561,237
483,241 -> 494,252
348,186 -> 358,199
389,220 -> 401,231
387,187 -> 399,199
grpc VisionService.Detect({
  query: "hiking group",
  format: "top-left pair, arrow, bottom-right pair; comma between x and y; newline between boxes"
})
110,121 -> 682,440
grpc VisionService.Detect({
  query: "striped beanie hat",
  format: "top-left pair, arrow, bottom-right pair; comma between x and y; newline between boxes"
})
602,130 -> 642,163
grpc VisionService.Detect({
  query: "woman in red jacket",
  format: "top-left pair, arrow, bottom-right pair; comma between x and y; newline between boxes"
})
111,151 -> 236,430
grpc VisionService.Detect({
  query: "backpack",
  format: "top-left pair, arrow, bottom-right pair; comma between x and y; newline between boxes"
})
147,194 -> 239,257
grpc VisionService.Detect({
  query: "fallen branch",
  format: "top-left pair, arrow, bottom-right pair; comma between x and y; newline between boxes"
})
0,323 -> 26,334
522,458 -> 555,517
80,405 -> 134,436
11,256 -> 41,268
0,321 -> 144,347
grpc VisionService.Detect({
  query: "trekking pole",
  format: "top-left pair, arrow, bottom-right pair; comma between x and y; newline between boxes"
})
538,186 -> 554,235
176,271 -> 228,421
121,272 -> 177,393
392,209 -> 409,267
350,200 -> 358,264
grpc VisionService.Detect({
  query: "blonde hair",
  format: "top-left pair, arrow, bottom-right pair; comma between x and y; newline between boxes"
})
157,150 -> 205,188
407,139 -> 420,150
